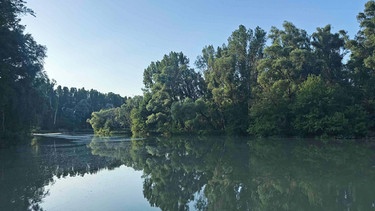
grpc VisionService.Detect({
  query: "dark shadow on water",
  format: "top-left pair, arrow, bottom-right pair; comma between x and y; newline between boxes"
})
89,136 -> 375,211
1,135 -> 375,210
0,135 -> 122,210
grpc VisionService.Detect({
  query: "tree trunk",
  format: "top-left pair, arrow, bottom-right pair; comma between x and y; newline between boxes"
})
53,98 -> 59,125
1,109 -> 5,133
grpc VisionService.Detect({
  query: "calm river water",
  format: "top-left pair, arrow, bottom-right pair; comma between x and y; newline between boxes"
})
1,134 -> 375,210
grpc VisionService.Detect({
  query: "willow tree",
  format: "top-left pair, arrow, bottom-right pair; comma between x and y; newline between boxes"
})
198,25 -> 266,134
132,52 -> 206,135
249,22 -> 312,136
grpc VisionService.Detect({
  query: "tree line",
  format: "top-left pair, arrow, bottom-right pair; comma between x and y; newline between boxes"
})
38,85 -> 126,131
90,1 -> 375,138
0,0 -> 126,146
2,0 -> 375,143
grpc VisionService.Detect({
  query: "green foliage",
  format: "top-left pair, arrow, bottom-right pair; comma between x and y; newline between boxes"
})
171,98 -> 213,133
248,16 -> 370,138
88,96 -> 140,135
357,1 -> 375,71
131,52 -> 206,135
3,0 -> 375,140
89,108 -> 118,135
130,7 -> 375,137
248,80 -> 291,136
293,75 -> 339,137
311,25 -> 347,83
0,1 -> 127,144
130,95 -> 150,136
347,0 -> 375,132
48,86 -> 126,131
200,25 -> 267,134
292,75 -> 369,138
249,22 -> 311,136
0,0 -> 47,143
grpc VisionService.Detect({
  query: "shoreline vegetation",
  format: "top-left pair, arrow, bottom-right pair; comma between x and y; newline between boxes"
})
1,0 -> 375,146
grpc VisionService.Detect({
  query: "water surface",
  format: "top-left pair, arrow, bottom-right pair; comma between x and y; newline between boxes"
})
1,135 -> 375,210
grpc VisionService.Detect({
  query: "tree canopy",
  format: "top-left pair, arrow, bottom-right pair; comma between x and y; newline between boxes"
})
3,0 -> 375,143
0,0 -> 46,144
127,1 -> 375,138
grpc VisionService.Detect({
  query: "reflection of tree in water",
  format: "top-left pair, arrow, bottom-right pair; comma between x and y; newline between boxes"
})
37,140 -> 121,178
89,136 -> 135,170
0,145 -> 50,211
139,138 -> 213,211
89,137 -> 213,210
90,136 -> 375,211
247,139 -> 375,211
0,136 -> 121,210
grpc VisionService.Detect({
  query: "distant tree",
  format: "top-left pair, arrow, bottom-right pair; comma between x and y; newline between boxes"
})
40,84 -> 126,131
105,92 -> 124,108
88,96 -> 141,134
32,74 -> 57,130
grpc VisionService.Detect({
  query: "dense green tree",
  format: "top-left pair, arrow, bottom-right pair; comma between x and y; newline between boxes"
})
293,75 -> 368,137
0,0 -> 47,144
311,25 -> 348,84
249,22 -> 312,136
105,92 -> 124,108
102,1 -> 375,137
8,0 -> 372,138
247,21 -> 366,137
143,52 -> 205,101
199,25 -> 266,134
347,0 -> 375,132
170,98 -> 214,133
47,85 -> 126,131
88,96 -> 141,135
116,96 -> 142,130
87,96 -> 143,135
132,52 -> 206,135
130,94 -> 151,136
31,74 -> 57,130
89,108 -> 119,135
127,8 -> 374,137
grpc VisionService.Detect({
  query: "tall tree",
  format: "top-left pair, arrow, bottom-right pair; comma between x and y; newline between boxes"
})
0,0 -> 47,143
347,0 -> 375,131
200,25 -> 266,134
311,25 -> 347,84
134,52 -> 205,135
249,22 -> 311,136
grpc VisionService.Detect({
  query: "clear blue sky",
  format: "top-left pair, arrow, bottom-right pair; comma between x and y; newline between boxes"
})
22,0 -> 369,97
